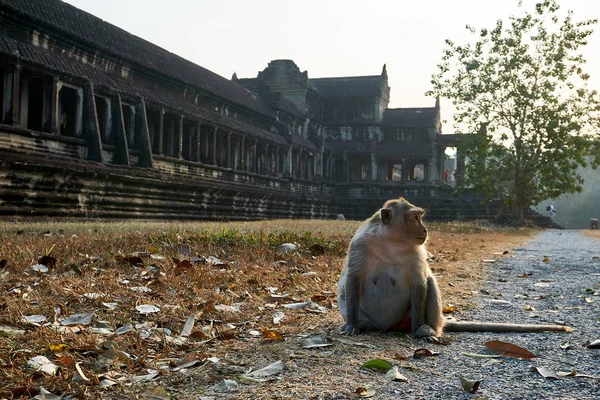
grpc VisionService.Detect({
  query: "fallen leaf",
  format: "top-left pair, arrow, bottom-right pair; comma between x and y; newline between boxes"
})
60,313 -> 93,326
0,325 -> 26,336
413,348 -> 440,358
442,305 -> 455,313
584,339 -> 600,349
361,359 -> 393,371
542,257 -> 551,263
213,379 -> 239,393
459,376 -> 481,393
136,304 -> 160,314
174,352 -> 206,369
31,264 -> 49,273
28,356 -> 59,375
273,311 -> 285,324
32,388 -> 62,400
149,386 -> 170,400
394,353 -> 410,361
238,360 -> 284,380
300,336 -> 333,349
48,343 -> 70,353
462,353 -> 502,359
356,387 -> 376,398
55,355 -> 75,369
560,342 -> 573,350
214,304 -> 240,313
556,370 -> 577,377
524,305 -> 535,311
485,340 -> 536,359
179,314 -> 195,337
262,329 -> 284,341
532,366 -> 559,380
585,297 -> 594,304
22,315 -> 47,325
385,365 -> 409,382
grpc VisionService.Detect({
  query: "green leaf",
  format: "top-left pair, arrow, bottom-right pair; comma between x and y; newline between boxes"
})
360,359 -> 393,372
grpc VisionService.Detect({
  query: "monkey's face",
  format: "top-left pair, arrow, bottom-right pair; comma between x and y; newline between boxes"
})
405,209 -> 428,245
380,200 -> 428,246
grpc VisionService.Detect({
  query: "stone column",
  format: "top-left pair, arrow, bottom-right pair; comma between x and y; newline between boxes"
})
264,144 -> 270,174
42,76 -> 58,133
3,63 -> 21,125
82,82 -> 103,162
176,116 -> 183,159
401,157 -> 408,182
343,151 -> 349,182
227,132 -> 233,169
195,123 -> 202,162
212,127 -> 218,165
240,137 -> 246,171
287,146 -> 293,177
275,146 -> 280,175
112,93 -> 130,166
135,98 -> 153,168
370,151 -> 378,181
157,109 -> 164,156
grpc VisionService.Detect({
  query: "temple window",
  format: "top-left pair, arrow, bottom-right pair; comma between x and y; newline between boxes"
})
19,72 -> 44,131
57,83 -> 82,137
121,103 -> 135,147
146,108 -> 161,155
95,96 -> 111,144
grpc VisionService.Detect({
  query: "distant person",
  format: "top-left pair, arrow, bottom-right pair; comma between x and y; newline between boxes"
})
444,168 -> 450,182
546,202 -> 556,217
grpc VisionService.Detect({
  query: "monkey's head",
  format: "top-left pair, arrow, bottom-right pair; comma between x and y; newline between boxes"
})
377,197 -> 428,245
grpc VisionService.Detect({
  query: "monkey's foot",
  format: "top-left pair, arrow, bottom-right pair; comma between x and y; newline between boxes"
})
414,325 -> 438,343
340,323 -> 360,335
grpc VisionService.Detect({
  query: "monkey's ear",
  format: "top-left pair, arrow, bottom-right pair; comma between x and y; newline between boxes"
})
380,208 -> 392,224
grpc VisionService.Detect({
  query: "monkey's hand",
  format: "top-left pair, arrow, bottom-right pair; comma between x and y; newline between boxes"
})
414,324 -> 438,343
340,323 -> 360,335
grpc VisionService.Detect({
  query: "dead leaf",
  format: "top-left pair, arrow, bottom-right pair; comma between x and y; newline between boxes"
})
174,259 -> 192,271
38,255 -> 56,268
356,387 -> 376,398
485,340 -> 536,359
524,305 -> 535,311
459,376 -> 481,393
300,336 -> 333,349
394,353 -> 410,361
442,305 -> 455,313
532,366 -> 559,380
135,304 -> 160,314
179,314 -> 195,337
585,297 -> 594,304
117,255 -> 144,266
262,329 -> 284,341
556,370 -> 577,377
584,339 -> 600,349
542,257 -> 551,263
48,343 -> 70,353
238,360 -> 284,380
149,386 -> 170,399
27,356 -> 59,375
413,348 -> 440,358
60,313 -> 93,326
560,342 -> 573,350
385,366 -> 409,382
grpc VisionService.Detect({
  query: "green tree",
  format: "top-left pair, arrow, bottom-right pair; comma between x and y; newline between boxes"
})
429,0 -> 600,223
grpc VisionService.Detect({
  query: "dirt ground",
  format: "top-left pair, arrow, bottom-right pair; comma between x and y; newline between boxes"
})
0,219 -> 535,399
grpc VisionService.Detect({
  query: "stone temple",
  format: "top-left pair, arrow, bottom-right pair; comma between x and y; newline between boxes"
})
0,0 -> 487,221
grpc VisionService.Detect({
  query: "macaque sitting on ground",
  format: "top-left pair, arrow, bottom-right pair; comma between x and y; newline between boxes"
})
336,197 -> 571,342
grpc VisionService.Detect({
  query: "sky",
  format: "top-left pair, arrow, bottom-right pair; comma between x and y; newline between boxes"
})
63,0 -> 600,133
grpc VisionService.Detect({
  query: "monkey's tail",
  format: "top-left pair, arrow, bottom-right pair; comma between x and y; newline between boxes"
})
443,320 -> 573,333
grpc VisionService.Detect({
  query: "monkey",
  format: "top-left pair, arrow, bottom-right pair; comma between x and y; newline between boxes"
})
337,197 -> 572,342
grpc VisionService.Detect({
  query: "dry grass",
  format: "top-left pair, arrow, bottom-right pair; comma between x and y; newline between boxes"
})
0,219 -> 535,399
583,230 -> 600,240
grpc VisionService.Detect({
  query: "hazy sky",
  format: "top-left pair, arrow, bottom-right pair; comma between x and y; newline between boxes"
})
63,0 -> 600,132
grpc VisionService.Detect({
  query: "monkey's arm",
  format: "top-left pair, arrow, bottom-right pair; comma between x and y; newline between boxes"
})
411,279 -> 438,340
340,272 -> 361,335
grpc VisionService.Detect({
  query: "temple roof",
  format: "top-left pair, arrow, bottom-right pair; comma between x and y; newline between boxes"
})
0,0 -> 274,117
309,75 -> 384,97
0,34 -> 287,145
383,107 -> 438,128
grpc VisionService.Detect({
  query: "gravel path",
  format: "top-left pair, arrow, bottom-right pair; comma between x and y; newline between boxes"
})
383,230 -> 600,400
